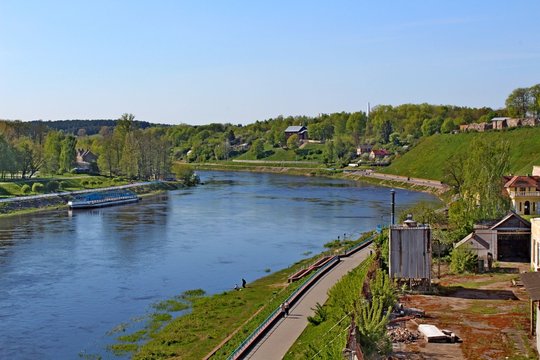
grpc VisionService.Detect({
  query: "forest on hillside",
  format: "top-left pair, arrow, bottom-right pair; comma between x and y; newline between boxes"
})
0,83 -> 538,180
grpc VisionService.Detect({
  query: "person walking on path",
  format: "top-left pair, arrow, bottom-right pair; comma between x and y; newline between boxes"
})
280,303 -> 287,317
284,301 -> 290,316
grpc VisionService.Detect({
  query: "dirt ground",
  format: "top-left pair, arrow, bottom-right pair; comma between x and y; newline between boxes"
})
390,262 -> 538,360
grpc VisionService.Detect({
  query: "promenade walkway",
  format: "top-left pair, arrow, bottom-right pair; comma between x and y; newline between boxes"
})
244,246 -> 371,359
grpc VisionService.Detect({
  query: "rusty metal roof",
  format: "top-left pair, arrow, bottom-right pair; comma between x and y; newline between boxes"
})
521,272 -> 540,301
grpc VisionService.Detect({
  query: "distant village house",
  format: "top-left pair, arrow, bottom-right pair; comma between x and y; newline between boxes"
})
461,116 -> 539,132
75,149 -> 98,172
284,126 -> 308,141
369,149 -> 390,160
356,144 -> 373,156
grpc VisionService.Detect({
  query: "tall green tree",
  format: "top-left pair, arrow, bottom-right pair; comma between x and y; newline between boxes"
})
449,138 -> 510,234
380,120 -> 393,144
346,112 -> 366,146
59,134 -> 77,173
323,140 -> 335,165
529,84 -> 540,118
14,137 -> 43,179
250,139 -> 265,159
43,131 -> 64,174
505,87 -> 531,118
0,134 -> 15,179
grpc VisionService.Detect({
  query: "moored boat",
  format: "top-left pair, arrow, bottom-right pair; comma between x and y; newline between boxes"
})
68,190 -> 140,209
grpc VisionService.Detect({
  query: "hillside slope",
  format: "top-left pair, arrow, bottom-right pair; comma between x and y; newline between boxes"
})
380,127 -> 540,181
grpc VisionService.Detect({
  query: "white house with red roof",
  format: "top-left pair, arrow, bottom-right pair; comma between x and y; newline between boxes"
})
503,174 -> 540,215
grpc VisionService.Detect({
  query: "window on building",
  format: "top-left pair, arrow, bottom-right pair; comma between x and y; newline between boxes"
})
537,242 -> 540,267
519,202 -> 522,212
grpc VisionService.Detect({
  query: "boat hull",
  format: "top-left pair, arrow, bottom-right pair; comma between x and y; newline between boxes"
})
68,197 -> 140,209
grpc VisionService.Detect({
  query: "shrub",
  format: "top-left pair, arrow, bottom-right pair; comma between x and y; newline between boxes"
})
32,182 -> 44,193
307,302 -> 327,325
21,184 -> 31,194
450,245 -> 478,273
46,181 -> 60,192
59,181 -> 68,190
172,163 -> 196,185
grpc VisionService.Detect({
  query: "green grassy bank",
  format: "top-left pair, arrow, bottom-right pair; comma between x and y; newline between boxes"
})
107,234 -> 373,359
380,127 -> 540,180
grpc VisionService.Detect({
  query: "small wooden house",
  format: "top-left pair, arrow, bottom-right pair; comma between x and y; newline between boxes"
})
284,126 -> 308,141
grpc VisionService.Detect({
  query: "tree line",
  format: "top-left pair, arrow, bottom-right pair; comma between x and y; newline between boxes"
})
28,119 -> 166,136
0,84 -> 536,180
505,84 -> 540,118
0,114 -> 172,181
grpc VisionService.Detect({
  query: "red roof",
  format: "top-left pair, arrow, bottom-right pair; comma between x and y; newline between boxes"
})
503,175 -> 540,190
371,149 -> 390,156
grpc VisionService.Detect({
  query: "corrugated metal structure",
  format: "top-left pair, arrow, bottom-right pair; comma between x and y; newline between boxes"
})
389,218 -> 431,281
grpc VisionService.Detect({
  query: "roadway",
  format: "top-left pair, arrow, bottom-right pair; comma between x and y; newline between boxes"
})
244,245 -> 372,359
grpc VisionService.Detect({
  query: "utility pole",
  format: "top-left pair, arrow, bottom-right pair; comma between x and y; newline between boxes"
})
390,189 -> 395,225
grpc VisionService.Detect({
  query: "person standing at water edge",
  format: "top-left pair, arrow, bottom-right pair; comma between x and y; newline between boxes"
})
242,278 -> 247,288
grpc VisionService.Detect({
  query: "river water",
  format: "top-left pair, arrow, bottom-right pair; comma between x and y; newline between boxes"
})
0,171 -> 438,359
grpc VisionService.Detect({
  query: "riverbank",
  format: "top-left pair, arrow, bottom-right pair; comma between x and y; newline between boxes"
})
0,181 -> 184,217
193,162 -> 450,202
109,232 -> 374,359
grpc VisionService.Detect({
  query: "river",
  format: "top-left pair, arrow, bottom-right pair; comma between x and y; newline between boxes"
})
0,171 -> 439,359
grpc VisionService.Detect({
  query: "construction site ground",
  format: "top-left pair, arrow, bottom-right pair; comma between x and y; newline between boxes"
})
391,262 -> 538,360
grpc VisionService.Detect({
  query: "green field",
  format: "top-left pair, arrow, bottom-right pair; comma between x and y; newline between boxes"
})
234,143 -> 325,162
380,127 -> 540,180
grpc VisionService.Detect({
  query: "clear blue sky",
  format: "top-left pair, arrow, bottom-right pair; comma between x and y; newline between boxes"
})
1,1 -> 539,125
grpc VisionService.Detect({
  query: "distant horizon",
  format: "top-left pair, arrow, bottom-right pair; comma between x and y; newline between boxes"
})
1,1 -> 538,125
6,99 -> 507,127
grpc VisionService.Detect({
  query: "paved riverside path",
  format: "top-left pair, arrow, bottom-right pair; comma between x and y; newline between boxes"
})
245,246 -> 372,360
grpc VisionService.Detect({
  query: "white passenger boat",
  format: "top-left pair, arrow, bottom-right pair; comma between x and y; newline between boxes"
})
67,190 -> 140,209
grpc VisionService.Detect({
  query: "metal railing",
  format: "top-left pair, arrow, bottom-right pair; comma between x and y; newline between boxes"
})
509,191 -> 540,197
227,236 -> 373,359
